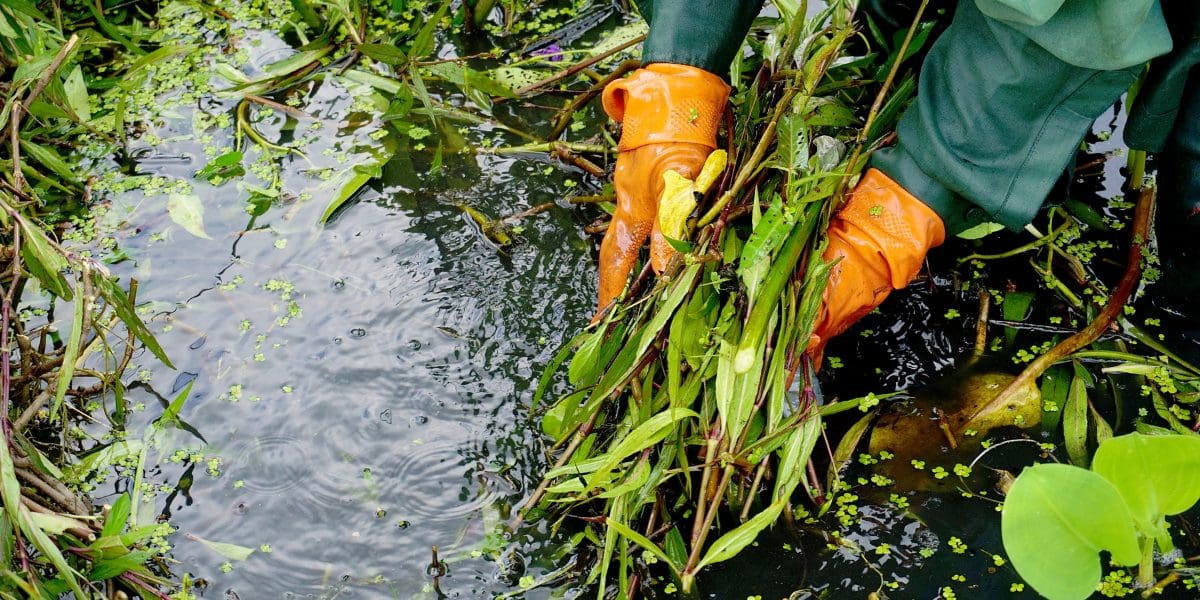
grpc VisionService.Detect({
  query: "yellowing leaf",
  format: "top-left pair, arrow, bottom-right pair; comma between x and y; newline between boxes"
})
694,150 -> 727,194
657,170 -> 696,240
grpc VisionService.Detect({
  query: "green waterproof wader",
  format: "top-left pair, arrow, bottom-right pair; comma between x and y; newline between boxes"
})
634,0 -> 1199,233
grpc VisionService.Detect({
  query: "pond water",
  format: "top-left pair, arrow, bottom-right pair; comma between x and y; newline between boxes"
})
97,98 -> 601,596
58,2 -> 1198,599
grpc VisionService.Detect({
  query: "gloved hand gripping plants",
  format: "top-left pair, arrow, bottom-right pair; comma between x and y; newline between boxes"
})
524,3 -> 940,594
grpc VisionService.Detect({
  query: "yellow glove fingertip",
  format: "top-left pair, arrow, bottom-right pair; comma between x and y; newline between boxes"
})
694,149 -> 727,194
658,171 -> 697,241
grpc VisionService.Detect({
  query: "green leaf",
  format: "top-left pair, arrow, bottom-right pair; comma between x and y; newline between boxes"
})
806,100 -> 857,127
541,389 -> 586,441
188,534 -> 256,561
319,167 -> 376,223
27,512 -> 82,535
197,150 -> 244,182
409,0 -> 449,60
1002,290 -> 1035,346
340,68 -> 402,95
662,235 -> 693,254
664,527 -> 687,569
1002,463 -> 1140,600
263,45 -> 333,77
568,328 -> 606,386
464,66 -> 516,99
63,64 -> 90,121
695,501 -> 784,570
51,291 -> 85,420
604,518 -> 679,575
90,551 -> 151,580
1002,290 -> 1035,322
738,195 -> 790,279
18,216 -> 72,299
956,221 -> 1005,240
774,111 -> 808,173
1092,433 -> 1200,541
167,193 -> 211,239
1090,402 -> 1113,447
1064,363 -> 1090,467
102,493 -> 132,539
1039,365 -> 1071,432
19,508 -> 87,598
359,43 -> 407,66
92,273 -> 173,368
773,414 -> 822,502
20,139 -> 76,183
715,335 -> 762,444
490,66 -> 546,90
153,379 -> 194,433
828,410 -> 874,492
64,440 -> 144,481
583,408 -> 698,489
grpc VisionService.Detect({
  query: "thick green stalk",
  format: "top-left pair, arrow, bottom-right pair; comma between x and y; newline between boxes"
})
1139,536 -> 1155,588
734,203 -> 821,372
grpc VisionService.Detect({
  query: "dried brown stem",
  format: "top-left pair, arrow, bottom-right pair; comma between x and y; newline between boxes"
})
834,0 -> 929,203
974,291 -> 990,358
17,467 -> 89,514
14,390 -> 51,434
550,142 -> 604,176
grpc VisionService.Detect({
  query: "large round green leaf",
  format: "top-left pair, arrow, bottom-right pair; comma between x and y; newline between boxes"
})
1092,433 -> 1200,539
1002,464 -> 1140,600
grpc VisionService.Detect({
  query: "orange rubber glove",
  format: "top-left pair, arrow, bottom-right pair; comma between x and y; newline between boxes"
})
808,168 -> 947,364
596,64 -> 730,313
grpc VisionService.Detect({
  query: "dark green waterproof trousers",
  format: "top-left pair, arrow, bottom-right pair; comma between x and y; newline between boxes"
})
634,0 -> 1199,237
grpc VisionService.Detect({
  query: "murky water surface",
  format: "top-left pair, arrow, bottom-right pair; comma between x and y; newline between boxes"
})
59,4 -> 1197,599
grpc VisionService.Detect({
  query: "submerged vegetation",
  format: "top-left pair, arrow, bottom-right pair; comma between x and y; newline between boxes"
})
1,0 -> 1199,598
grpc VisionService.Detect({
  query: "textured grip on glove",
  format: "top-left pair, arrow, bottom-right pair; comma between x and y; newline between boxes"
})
811,169 -> 947,348
601,64 -> 730,151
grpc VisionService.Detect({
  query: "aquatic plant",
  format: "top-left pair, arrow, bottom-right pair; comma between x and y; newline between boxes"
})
1002,433 -> 1200,600
524,1 -> 936,594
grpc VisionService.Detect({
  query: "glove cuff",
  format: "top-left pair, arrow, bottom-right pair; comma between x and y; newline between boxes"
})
601,64 -> 730,152
835,169 -> 946,289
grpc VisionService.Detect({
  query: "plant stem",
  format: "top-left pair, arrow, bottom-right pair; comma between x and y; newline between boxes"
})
549,60 -> 640,140
513,410 -> 600,529
1139,536 -> 1155,588
858,0 -> 929,144
482,141 -> 613,156
957,218 -> 1074,264
682,465 -> 735,589
513,35 -> 646,97
973,291 -> 990,358
734,204 -> 820,371
968,185 -> 1155,424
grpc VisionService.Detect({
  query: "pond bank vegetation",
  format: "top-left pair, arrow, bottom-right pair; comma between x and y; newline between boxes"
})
2,1 -> 1199,598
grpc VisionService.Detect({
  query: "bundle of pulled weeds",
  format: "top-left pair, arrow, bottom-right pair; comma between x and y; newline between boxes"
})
522,2 -> 927,594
